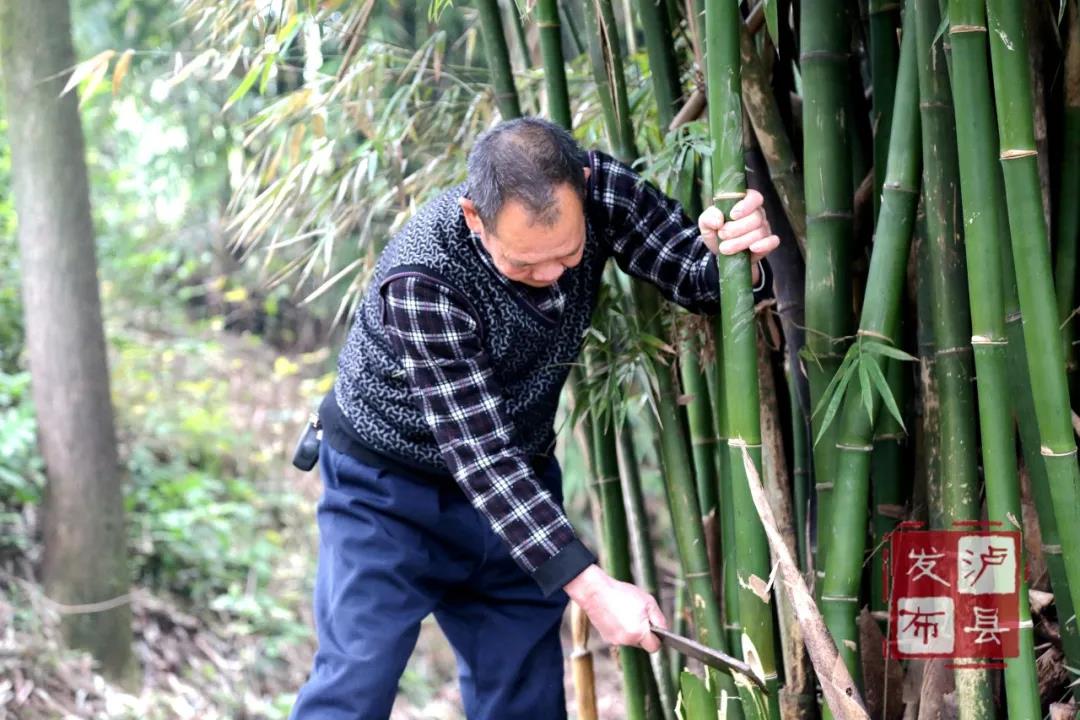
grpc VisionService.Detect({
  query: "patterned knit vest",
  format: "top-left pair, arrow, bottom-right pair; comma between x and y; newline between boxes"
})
329,182 -> 611,475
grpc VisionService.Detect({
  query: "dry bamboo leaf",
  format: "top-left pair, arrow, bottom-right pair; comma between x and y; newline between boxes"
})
738,446 -> 870,720
111,49 -> 134,96
60,49 -> 115,97
858,607 -> 904,720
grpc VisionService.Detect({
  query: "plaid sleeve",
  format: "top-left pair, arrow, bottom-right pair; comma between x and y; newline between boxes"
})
382,274 -> 596,595
588,150 -> 769,312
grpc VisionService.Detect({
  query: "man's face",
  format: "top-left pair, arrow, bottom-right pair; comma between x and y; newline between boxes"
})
460,175 -> 589,288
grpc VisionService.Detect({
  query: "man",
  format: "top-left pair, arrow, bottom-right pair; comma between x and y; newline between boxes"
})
291,117 -> 778,719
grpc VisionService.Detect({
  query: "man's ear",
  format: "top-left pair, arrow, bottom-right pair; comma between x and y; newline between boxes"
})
459,197 -> 484,235
582,166 -> 591,183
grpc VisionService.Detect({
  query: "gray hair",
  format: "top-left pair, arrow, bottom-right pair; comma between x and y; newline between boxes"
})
466,117 -> 589,230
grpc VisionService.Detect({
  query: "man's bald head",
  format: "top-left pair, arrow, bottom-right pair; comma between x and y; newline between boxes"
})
465,117 -> 589,231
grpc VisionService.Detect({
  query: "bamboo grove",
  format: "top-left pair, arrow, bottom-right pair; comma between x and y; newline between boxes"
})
475,0 -> 1080,717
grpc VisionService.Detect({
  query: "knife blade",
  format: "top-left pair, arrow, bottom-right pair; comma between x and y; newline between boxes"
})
649,625 -> 768,693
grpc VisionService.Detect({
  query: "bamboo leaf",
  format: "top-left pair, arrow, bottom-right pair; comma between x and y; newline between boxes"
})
931,13 -> 950,49
858,356 -> 874,422
61,49 -> 115,97
814,363 -> 856,446
764,0 -> 779,46
861,340 -> 918,363
223,58 -> 263,111
865,354 -> 907,433
79,51 -> 114,107
111,49 -> 134,96
811,344 -> 859,420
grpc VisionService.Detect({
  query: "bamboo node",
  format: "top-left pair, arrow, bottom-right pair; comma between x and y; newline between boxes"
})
1000,148 -> 1038,160
949,23 -> 987,33
815,482 -> 834,490
935,345 -> 972,356
588,475 -> 621,487
713,191 -> 746,202
727,438 -> 762,449
836,443 -> 873,452
536,22 -> 560,28
1006,310 -> 1022,322
40,591 -> 132,615
820,594 -> 859,603
970,335 -> 1007,346
1040,446 -> 1077,458
856,329 -> 892,342
684,570 -> 713,579
1043,544 -> 1062,555
692,437 -> 721,446
1018,619 -> 1034,629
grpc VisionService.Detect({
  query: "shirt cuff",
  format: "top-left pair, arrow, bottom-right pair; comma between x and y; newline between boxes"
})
531,538 -> 598,597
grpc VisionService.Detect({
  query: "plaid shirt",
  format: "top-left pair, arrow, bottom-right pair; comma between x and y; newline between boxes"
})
382,151 -> 768,589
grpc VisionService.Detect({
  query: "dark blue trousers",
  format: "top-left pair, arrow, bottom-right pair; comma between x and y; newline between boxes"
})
290,442 -> 570,719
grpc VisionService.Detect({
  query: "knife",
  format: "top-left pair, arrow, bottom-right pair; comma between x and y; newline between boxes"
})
650,625 -> 769,693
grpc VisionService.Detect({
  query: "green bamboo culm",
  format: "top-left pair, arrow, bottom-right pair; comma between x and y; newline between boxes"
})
866,0 -> 906,631
819,11 -> 920,703
868,0 -> 901,220
946,0 -> 1041,713
476,0 -> 522,119
868,358 -> 904,626
800,0 -> 855,572
582,0 -> 637,161
581,0 -> 739,711
615,424 -> 679,720
632,0 -> 682,129
504,0 -> 532,71
913,0 -> 991,714
985,0 -> 1080,620
705,2 -> 779,718
586,398 -> 655,720
1056,0 -> 1080,409
536,0 -> 571,129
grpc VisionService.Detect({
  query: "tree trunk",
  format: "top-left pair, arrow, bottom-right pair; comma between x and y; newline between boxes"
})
0,0 -> 134,682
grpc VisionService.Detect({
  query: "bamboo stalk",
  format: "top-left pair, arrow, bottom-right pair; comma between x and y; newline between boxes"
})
582,0 -> 637,161
740,25 -> 807,256
503,0 -> 532,71
582,0 -> 739,712
633,0 -> 682,129
706,2 -> 780,718
867,0 -> 900,221
571,601 -> 599,720
587,390 -> 654,720
615,425 -> 679,720
800,0 -> 856,572
986,0 -> 1080,622
536,0 -> 572,129
819,12 -> 920,704
1057,0 -> 1080,410
945,0 -> 1041,713
559,1 -> 586,57
477,0 -> 522,119
912,0 -> 991,713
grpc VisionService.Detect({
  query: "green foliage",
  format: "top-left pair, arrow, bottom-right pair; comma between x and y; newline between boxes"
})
0,372 -> 44,553
809,337 -> 916,445
109,328 -> 310,643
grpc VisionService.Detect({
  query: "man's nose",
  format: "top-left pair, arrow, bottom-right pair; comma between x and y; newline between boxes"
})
533,263 -> 564,284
